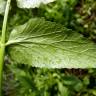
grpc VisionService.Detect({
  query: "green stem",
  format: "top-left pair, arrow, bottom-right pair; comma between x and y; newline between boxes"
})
0,0 -> 11,95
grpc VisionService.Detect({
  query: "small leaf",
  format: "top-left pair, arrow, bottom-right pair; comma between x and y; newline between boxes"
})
63,75 -> 83,91
16,0 -> 55,8
63,75 -> 81,85
58,82 -> 69,96
7,18 -> 96,68
0,0 -> 6,15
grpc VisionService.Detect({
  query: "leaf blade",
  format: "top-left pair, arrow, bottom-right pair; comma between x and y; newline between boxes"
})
7,18 -> 96,68
0,0 -> 6,15
16,0 -> 55,8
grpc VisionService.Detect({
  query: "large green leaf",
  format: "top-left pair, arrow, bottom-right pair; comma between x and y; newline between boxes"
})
0,0 -> 6,15
16,0 -> 55,8
6,18 -> 96,68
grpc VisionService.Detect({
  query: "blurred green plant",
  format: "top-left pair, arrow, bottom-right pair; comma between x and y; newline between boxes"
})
39,0 -> 96,36
4,64 -> 96,96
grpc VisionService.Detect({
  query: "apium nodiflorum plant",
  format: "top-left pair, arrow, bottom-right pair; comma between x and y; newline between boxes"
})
0,0 -> 96,95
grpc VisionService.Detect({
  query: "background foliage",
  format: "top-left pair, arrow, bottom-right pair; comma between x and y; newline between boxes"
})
0,0 -> 96,96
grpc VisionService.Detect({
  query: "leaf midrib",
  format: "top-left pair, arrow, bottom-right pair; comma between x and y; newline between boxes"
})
7,40 -> 96,59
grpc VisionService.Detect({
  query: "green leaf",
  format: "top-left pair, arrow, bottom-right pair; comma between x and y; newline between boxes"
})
62,75 -> 83,91
63,75 -> 80,86
58,82 -> 69,96
6,18 -> 96,68
16,0 -> 55,8
0,0 -> 6,15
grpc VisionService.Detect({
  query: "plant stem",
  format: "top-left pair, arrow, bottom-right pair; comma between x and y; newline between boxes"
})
0,0 -> 11,95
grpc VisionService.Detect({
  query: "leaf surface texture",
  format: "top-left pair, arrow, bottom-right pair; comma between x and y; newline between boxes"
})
16,0 -> 55,8
0,0 -> 6,15
7,18 -> 96,68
